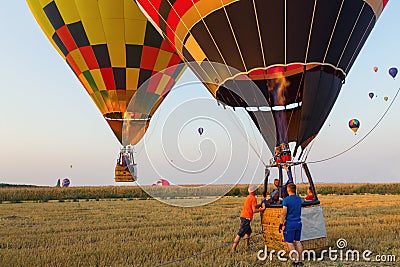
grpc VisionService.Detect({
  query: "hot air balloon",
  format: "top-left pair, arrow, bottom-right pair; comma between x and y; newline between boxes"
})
384,96 -> 389,101
136,0 -> 389,252
152,178 -> 170,186
368,92 -> 374,99
62,178 -> 70,187
389,67 -> 398,79
27,0 -> 186,182
373,66 -> 378,72
349,119 -> 360,134
198,127 -> 204,136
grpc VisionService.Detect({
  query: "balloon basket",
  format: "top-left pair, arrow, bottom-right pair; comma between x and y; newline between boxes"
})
261,204 -> 328,252
261,163 -> 328,252
114,164 -> 137,182
114,146 -> 137,182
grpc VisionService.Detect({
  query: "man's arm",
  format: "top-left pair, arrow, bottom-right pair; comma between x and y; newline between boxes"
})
254,205 -> 265,213
253,199 -> 265,213
280,206 -> 287,225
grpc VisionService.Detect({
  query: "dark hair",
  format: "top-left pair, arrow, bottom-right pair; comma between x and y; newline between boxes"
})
287,183 -> 296,193
262,192 -> 267,198
308,186 -> 312,191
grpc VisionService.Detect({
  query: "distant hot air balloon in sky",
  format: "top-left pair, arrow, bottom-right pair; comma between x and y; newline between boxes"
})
389,67 -> 398,79
368,92 -> 374,99
373,66 -> 378,72
349,119 -> 360,134
384,96 -> 388,101
62,178 -> 70,187
198,127 -> 204,136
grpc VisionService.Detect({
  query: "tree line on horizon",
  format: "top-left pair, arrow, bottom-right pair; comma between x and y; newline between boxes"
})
0,183 -> 399,203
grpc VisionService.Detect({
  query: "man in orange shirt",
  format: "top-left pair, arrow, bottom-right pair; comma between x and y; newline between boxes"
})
232,185 -> 265,253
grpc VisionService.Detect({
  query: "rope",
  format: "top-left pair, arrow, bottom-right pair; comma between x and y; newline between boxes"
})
306,87 -> 400,164
225,107 -> 268,167
154,232 -> 265,267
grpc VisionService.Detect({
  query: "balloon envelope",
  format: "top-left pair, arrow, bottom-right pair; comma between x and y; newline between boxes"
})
373,66 -> 378,72
368,92 -> 374,99
198,127 -> 204,135
349,119 -> 360,134
384,96 -> 388,101
152,179 -> 170,186
27,0 -> 185,145
137,0 -> 389,155
62,178 -> 70,187
389,67 -> 398,79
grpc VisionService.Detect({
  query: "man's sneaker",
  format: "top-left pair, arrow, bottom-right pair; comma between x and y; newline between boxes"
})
232,249 -> 238,254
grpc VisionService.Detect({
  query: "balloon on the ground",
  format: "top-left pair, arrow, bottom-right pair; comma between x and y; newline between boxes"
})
152,179 -> 170,186
373,66 -> 378,72
368,92 -> 374,99
349,119 -> 360,134
389,67 -> 398,79
62,178 -> 70,187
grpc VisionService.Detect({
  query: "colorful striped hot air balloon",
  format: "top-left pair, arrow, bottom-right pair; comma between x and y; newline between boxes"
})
136,0 -> 389,156
349,119 -> 360,134
27,0 -> 185,145
27,0 -> 187,182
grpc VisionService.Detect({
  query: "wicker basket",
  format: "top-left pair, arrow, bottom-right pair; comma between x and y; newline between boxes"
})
114,165 -> 134,182
261,204 -> 328,252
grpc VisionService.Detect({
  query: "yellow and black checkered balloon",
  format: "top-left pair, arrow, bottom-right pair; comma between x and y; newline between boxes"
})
27,0 -> 185,144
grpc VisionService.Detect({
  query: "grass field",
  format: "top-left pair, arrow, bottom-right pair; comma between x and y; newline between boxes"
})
0,194 -> 399,266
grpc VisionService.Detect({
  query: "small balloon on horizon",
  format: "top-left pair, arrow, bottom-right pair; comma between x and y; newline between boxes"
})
62,178 -> 70,187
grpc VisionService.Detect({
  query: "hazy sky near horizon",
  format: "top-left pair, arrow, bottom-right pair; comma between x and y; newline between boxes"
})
0,1 -> 399,186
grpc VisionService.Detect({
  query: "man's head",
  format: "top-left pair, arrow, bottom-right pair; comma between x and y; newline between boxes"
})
273,179 -> 279,188
287,183 -> 296,194
248,184 -> 258,195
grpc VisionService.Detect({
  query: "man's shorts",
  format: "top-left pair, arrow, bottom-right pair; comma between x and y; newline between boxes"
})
237,217 -> 252,237
283,221 -> 302,243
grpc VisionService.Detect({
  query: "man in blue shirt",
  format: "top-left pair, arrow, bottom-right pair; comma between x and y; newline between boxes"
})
280,183 -> 303,266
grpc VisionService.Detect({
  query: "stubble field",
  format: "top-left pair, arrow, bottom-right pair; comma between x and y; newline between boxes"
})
0,194 -> 399,266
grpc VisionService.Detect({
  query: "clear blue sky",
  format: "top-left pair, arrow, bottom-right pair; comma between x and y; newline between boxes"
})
0,1 -> 399,186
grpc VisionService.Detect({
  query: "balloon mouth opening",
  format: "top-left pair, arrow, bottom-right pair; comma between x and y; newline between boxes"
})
104,112 -> 151,122
217,63 -> 346,86
214,64 -> 344,108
